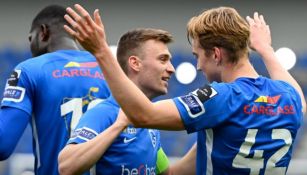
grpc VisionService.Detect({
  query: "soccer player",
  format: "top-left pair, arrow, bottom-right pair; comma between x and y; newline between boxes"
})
65,4 -> 306,175
0,5 -> 110,175
58,28 -> 195,175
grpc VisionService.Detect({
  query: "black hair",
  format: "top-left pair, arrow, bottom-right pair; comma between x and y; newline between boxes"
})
30,5 -> 70,34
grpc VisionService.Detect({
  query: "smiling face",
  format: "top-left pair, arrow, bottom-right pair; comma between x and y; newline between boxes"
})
136,39 -> 174,99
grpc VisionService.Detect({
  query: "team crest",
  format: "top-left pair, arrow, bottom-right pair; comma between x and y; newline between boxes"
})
148,129 -> 157,148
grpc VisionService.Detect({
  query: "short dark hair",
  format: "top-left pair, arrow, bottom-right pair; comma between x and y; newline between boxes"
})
31,5 -> 71,34
117,28 -> 173,74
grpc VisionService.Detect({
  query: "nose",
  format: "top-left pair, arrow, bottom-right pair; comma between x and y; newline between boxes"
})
196,62 -> 201,71
166,62 -> 175,74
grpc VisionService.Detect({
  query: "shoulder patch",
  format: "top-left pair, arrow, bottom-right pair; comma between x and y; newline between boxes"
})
71,127 -> 98,141
192,84 -> 218,102
6,70 -> 21,87
3,86 -> 25,102
179,85 -> 218,118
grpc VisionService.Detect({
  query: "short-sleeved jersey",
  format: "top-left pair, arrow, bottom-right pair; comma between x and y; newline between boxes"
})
68,95 -> 163,175
1,50 -> 110,175
173,77 -> 303,175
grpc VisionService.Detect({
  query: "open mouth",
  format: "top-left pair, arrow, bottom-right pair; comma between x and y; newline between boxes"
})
161,77 -> 170,82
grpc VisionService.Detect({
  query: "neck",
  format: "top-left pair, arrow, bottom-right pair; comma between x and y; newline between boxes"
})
130,76 -> 156,100
48,37 -> 79,52
221,56 -> 259,82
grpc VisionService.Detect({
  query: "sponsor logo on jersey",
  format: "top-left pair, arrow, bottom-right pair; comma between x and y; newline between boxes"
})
244,95 -> 295,116
254,95 -> 281,104
52,61 -> 105,79
3,86 -> 25,102
121,164 -> 155,175
123,137 -> 137,144
123,126 -> 137,134
52,69 -> 105,79
179,85 -> 217,118
148,129 -> 157,148
71,127 -> 98,141
64,61 -> 98,68
122,126 -> 137,144
6,70 -> 21,87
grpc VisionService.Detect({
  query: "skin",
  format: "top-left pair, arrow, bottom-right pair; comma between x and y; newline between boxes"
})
58,37 -> 175,175
29,24 -> 79,57
63,4 -> 306,174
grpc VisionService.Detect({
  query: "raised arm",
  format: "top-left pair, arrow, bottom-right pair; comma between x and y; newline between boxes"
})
247,12 -> 306,114
64,4 -> 184,130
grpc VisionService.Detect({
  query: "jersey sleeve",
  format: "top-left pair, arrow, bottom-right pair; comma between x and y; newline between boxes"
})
156,147 -> 170,174
1,63 -> 36,116
173,83 -> 242,133
0,107 -> 30,160
67,103 -> 118,144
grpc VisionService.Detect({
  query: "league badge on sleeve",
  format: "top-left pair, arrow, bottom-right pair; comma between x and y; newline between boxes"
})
71,127 -> 98,141
179,84 -> 218,118
2,70 -> 26,103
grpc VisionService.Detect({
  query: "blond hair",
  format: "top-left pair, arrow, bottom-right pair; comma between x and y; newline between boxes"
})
187,7 -> 250,63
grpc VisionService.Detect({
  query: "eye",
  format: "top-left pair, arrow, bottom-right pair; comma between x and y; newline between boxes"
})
159,55 -> 170,63
193,53 -> 198,59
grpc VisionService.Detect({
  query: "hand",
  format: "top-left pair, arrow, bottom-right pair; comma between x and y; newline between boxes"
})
246,12 -> 272,53
115,109 -> 132,128
64,4 -> 109,57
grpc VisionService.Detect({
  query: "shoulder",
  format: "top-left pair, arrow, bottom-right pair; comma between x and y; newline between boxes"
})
83,96 -> 119,121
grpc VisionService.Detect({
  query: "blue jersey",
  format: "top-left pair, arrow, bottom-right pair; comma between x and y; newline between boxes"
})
1,50 -> 110,175
173,77 -> 303,175
69,95 -> 162,175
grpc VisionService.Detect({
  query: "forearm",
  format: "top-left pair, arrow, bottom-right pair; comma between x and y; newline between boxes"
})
64,5 -> 182,128
247,13 -> 306,114
58,122 -> 126,175
169,143 -> 196,175
94,48 -> 156,122
257,46 -> 306,114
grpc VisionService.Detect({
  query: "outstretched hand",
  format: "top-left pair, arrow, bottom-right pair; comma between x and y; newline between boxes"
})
246,12 -> 272,53
64,4 -> 109,56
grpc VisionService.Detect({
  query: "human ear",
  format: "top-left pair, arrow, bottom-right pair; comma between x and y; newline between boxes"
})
213,47 -> 222,66
128,56 -> 142,72
40,24 -> 50,42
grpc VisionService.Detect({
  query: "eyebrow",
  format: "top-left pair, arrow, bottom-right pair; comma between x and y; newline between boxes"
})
160,53 -> 172,60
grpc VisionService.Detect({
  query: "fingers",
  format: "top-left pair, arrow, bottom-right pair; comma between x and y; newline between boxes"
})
266,25 -> 271,35
65,4 -> 100,37
247,12 -> 268,28
63,24 -> 75,37
246,16 -> 255,26
64,14 -> 82,34
259,15 -> 266,26
94,9 -> 104,28
253,12 -> 261,24
74,4 -> 95,29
